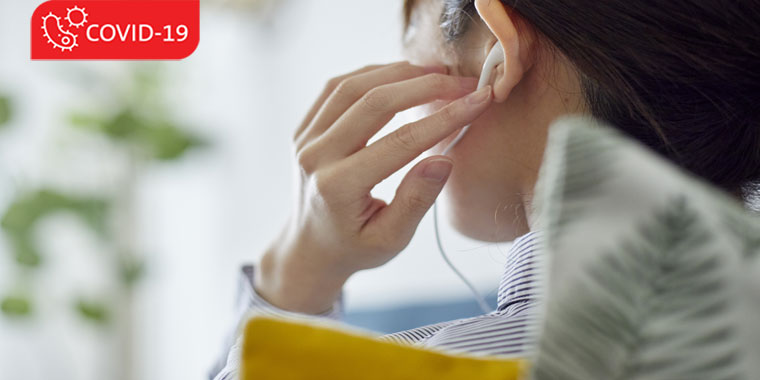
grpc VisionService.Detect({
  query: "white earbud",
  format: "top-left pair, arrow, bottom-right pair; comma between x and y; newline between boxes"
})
434,43 -> 506,315
441,43 -> 505,155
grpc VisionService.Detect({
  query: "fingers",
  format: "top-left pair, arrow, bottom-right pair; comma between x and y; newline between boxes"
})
343,86 -> 493,192
295,62 -> 446,150
293,64 -> 382,142
315,73 -> 478,161
361,156 -> 453,247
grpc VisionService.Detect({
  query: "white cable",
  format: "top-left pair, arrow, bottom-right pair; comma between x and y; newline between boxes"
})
433,43 -> 505,315
433,201 -> 492,314
441,43 -> 504,156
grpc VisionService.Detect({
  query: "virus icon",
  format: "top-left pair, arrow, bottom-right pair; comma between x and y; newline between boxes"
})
41,12 -> 78,52
66,6 -> 88,28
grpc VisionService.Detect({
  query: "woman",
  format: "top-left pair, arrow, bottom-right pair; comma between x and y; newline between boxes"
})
211,0 -> 759,378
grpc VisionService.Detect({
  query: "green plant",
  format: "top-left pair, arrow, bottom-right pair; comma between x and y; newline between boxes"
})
0,94 -> 11,127
1,65 -> 205,326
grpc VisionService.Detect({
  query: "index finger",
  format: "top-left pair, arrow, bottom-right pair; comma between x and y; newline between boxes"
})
340,86 -> 493,192
315,73 -> 478,161
295,62 -> 446,149
293,64 -> 383,141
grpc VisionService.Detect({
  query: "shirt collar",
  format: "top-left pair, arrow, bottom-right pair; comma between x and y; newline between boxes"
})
496,231 -> 544,313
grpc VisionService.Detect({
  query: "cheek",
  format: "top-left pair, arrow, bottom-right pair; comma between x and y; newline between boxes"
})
402,3 -> 456,68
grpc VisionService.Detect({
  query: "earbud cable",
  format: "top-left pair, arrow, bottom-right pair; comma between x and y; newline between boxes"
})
431,42 -> 504,315
433,200 -> 492,314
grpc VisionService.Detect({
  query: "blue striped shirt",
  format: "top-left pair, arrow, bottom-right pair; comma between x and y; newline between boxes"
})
211,231 -> 543,379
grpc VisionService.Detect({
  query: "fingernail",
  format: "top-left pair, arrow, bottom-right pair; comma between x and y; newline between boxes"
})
466,86 -> 491,105
422,159 -> 453,183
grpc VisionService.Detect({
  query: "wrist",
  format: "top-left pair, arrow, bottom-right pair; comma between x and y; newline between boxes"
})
254,242 -> 351,315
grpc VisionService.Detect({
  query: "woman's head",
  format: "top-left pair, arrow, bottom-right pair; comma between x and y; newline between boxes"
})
402,0 -> 760,241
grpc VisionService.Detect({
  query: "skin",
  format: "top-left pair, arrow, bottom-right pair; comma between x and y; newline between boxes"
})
405,0 -> 587,241
254,0 -> 586,314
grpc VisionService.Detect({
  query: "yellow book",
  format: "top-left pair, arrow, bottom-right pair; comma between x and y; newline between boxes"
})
241,316 -> 529,380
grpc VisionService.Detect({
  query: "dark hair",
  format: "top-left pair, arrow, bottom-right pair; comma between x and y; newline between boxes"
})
404,0 -> 760,201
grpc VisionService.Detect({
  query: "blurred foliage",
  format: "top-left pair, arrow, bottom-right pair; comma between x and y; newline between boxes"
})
1,190 -> 108,268
75,299 -> 110,324
0,95 -> 11,127
70,63 -> 206,161
1,64 -> 207,322
70,109 -> 205,161
1,294 -> 32,317
119,255 -> 146,287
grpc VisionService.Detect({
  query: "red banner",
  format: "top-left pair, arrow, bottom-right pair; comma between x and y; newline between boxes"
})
31,0 -> 199,60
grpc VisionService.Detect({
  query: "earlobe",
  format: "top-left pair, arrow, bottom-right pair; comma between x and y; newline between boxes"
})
475,0 -> 533,103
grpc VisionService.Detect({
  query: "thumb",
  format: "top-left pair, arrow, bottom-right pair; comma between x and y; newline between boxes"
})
369,156 -> 453,246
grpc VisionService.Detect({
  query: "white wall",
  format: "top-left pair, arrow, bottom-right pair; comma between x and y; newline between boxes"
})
0,1 -> 512,379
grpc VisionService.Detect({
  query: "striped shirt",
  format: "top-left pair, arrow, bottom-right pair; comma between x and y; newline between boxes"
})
210,231 -> 544,380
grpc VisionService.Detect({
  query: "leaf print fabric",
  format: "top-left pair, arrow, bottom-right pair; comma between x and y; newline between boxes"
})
530,117 -> 760,380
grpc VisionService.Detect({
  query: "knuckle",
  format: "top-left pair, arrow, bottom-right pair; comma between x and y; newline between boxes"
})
384,61 -> 415,77
391,60 -> 412,70
296,146 -> 319,174
424,73 -> 449,89
312,169 -> 339,196
293,138 -> 309,153
365,231 -> 403,253
438,103 -> 458,122
385,229 -> 411,252
333,78 -> 361,100
325,76 -> 344,92
389,124 -> 420,151
361,88 -> 393,112
289,139 -> 300,157
406,191 -> 431,213
291,129 -> 303,143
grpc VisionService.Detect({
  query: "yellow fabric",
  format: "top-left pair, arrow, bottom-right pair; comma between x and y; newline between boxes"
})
241,316 -> 529,380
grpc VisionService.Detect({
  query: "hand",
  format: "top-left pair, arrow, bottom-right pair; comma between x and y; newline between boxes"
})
255,62 -> 493,314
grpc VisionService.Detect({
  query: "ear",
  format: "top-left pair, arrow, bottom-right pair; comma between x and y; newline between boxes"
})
475,0 -> 535,103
